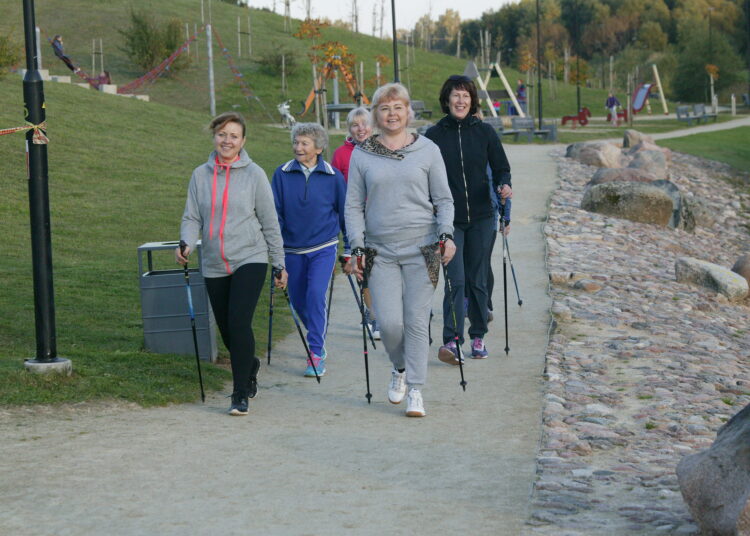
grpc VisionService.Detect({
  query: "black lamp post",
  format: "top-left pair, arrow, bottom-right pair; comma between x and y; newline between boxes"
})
391,0 -> 400,82
536,0 -> 543,129
22,0 -> 58,364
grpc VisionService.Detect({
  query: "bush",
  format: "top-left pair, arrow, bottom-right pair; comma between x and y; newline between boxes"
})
119,10 -> 190,73
0,33 -> 22,78
257,49 -> 298,77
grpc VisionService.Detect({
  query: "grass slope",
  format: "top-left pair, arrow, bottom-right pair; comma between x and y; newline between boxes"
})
1,0 -> 617,122
0,75 -> 321,406
659,127 -> 750,173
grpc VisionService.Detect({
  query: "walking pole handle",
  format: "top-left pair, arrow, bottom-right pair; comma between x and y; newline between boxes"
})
352,247 -> 365,272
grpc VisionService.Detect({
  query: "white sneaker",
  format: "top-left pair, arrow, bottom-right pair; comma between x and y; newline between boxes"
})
371,319 -> 382,340
387,369 -> 407,404
405,388 -> 425,417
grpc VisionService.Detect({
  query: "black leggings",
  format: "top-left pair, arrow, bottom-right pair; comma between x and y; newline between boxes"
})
205,263 -> 267,395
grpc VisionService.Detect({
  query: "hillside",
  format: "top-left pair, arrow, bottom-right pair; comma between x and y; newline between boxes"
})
0,74 -> 320,405
0,0 -> 616,121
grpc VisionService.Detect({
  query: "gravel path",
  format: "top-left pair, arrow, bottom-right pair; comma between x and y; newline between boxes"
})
0,145 -> 557,536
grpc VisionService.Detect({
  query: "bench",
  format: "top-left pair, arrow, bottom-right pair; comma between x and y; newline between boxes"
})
509,117 -> 552,142
411,100 -> 433,119
693,103 -> 718,123
676,105 -> 694,126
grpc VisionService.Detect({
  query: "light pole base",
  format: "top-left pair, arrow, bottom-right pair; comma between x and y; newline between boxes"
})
24,357 -> 72,376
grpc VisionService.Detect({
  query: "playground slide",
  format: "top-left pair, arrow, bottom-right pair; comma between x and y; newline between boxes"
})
632,83 -> 653,114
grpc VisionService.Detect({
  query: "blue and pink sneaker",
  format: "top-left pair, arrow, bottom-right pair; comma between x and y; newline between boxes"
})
304,352 -> 326,377
470,337 -> 489,359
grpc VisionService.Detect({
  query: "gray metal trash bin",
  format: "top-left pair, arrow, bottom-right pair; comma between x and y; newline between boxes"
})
138,241 -> 218,361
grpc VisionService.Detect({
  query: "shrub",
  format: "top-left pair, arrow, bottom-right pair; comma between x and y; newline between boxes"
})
0,33 -> 22,78
257,49 -> 298,77
119,10 -> 190,73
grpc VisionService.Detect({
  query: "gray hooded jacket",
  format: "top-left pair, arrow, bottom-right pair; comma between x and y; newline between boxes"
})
181,149 -> 285,277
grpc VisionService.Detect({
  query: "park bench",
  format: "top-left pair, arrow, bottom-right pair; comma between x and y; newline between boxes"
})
676,105 -> 695,126
693,103 -> 718,123
411,100 -> 433,119
509,116 -> 552,142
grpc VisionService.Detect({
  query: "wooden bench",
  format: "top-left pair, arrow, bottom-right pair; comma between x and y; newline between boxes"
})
509,117 -> 552,142
693,103 -> 718,123
411,100 -> 433,119
676,105 -> 694,126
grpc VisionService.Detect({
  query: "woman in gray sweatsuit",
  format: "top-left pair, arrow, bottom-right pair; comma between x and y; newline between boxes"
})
345,83 -> 455,418
177,112 -> 287,416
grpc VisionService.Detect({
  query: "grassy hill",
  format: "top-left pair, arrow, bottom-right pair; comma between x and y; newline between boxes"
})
0,0 -> 617,122
0,74 -> 322,405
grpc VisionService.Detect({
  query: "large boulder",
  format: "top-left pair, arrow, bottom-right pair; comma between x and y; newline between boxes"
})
567,141 -> 623,168
580,182 -> 674,226
732,254 -> 750,287
627,140 -> 673,162
586,167 -> 659,187
677,403 -> 750,536
675,257 -> 750,301
649,180 -> 696,231
622,129 -> 654,148
628,149 -> 668,179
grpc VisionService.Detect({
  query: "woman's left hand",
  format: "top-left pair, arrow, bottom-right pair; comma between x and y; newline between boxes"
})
441,239 -> 456,265
274,268 -> 288,289
499,184 -> 513,199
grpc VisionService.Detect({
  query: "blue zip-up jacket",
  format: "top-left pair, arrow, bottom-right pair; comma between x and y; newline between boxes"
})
271,157 -> 349,253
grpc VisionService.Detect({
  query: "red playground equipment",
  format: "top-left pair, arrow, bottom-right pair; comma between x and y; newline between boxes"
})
561,107 -> 591,128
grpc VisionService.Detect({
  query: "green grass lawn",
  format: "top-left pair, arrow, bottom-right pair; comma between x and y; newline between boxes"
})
659,127 -> 750,174
0,76 -> 335,406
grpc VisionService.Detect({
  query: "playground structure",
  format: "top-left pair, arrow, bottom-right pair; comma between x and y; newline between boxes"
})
463,60 -> 525,119
562,107 -> 591,127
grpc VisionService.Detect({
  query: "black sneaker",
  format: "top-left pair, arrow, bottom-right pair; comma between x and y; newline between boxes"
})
247,377 -> 258,399
229,392 -> 248,416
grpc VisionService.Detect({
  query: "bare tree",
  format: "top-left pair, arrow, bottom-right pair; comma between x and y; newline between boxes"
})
379,0 -> 385,39
351,0 -> 359,33
305,0 -> 311,19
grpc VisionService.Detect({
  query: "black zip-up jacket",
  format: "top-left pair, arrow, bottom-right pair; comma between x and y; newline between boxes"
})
425,114 -> 512,224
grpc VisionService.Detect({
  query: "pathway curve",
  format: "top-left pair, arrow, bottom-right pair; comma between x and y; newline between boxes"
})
0,145 -> 558,535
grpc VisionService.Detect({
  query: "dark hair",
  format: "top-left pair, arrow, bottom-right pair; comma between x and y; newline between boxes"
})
438,75 -> 478,116
209,111 -> 246,138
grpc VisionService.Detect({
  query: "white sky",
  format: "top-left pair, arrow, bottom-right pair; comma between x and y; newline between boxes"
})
246,1 -> 509,35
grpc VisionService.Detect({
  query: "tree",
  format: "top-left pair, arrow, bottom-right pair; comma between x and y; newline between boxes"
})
0,33 -> 21,78
672,28 -> 744,100
119,10 -> 189,72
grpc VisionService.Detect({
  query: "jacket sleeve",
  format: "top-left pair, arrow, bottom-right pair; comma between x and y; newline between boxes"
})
344,151 -> 366,250
271,167 -> 285,233
486,125 -> 512,190
331,146 -> 348,182
255,168 -> 286,269
427,145 -> 455,238
180,171 -> 201,250
334,170 -> 350,253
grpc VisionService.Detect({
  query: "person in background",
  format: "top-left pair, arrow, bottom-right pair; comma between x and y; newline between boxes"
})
346,83 -> 455,418
331,107 -> 381,340
516,79 -> 527,115
51,35 -> 79,73
272,123 -> 348,378
426,75 -> 512,364
606,93 -> 622,126
178,111 -> 287,417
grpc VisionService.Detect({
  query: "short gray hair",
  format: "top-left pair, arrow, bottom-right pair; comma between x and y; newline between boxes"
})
291,122 -> 328,152
346,106 -> 371,128
370,83 -> 414,129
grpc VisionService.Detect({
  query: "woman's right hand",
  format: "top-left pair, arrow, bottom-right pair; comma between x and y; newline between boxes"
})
175,245 -> 190,265
350,254 -> 366,281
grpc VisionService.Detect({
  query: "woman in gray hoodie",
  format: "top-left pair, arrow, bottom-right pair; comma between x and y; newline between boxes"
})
345,83 -> 456,418
177,112 -> 287,416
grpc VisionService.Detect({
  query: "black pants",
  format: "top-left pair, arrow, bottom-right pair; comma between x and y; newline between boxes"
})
205,263 -> 266,395
443,216 -> 495,345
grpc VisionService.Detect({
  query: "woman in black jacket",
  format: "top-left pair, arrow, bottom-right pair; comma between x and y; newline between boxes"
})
425,75 -> 512,363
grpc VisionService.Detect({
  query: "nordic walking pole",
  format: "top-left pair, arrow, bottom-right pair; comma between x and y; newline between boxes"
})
338,255 -> 377,348
179,241 -> 206,403
267,270 -> 275,364
499,203 -> 510,356
353,249 -> 372,404
501,198 -> 523,306
439,237 -> 467,391
275,269 -> 320,383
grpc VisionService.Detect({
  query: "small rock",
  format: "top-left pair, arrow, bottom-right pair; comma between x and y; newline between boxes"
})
675,257 -> 749,302
573,279 -> 603,293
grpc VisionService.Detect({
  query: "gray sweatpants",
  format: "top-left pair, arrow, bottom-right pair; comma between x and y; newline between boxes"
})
368,234 -> 436,388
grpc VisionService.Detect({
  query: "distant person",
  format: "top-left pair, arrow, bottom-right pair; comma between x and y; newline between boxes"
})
331,107 -> 381,339
272,123 -> 348,378
50,35 -> 79,73
516,79 -> 527,115
606,93 -> 621,126
177,111 -> 287,416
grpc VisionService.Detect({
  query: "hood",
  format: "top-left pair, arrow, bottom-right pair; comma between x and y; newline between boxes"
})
436,114 -> 482,130
357,133 -> 429,161
206,148 -> 253,170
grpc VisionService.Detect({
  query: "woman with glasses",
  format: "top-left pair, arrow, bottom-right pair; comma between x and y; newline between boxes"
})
425,75 -> 512,364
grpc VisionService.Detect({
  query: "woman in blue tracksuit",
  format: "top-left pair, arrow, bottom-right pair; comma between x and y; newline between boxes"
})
272,123 -> 348,377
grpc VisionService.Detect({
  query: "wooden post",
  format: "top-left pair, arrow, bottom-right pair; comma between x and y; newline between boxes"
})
281,54 -> 286,96
248,15 -> 252,56
312,63 -> 321,125
609,55 -> 613,91
376,61 -> 381,86
186,23 -> 190,55
456,28 -> 461,58
237,16 -> 241,57
207,23 -> 216,116
195,24 -> 199,62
